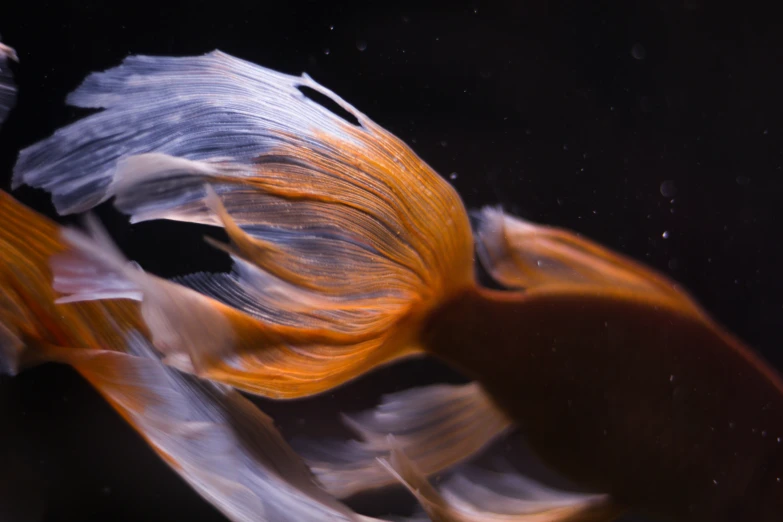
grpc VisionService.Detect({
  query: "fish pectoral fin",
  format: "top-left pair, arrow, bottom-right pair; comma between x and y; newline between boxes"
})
297,381 -> 513,499
379,447 -> 621,522
473,207 -> 704,315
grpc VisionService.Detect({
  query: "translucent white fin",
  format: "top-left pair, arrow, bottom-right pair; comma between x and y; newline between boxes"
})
51,332 -> 381,522
473,207 -> 704,317
0,38 -> 17,127
17,51 -> 476,399
379,448 -> 620,522
299,382 -> 513,498
52,215 -> 251,374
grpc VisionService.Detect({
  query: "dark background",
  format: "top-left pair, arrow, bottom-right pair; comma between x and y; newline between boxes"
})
1,1 -> 782,521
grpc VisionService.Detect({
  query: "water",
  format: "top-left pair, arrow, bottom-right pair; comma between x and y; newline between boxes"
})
1,2 -> 782,521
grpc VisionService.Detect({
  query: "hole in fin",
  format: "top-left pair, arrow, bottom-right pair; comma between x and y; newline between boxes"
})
297,85 -> 361,127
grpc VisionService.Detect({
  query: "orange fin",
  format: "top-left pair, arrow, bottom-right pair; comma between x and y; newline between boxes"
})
379,446 -> 621,522
474,207 -> 704,317
299,382 -> 512,499
0,191 -> 146,375
18,51 -> 478,398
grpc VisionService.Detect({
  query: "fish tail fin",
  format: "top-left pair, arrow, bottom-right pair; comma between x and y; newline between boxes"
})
15,51 -> 478,398
0,191 -> 145,375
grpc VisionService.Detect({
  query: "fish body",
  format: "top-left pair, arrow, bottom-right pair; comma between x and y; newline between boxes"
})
426,285 -> 783,521
4,50 -> 782,521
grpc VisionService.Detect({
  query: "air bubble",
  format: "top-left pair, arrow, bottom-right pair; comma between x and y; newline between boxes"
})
631,43 -> 646,60
660,180 -> 677,198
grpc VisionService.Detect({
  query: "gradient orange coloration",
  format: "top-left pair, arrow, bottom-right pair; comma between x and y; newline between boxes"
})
5,51 -> 783,521
0,191 -> 146,363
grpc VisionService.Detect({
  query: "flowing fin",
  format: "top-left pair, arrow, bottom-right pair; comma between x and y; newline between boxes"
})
379,448 -> 621,522
19,51 -> 477,399
0,37 -> 17,127
52,214 -> 422,397
42,332 -> 381,522
0,191 -> 146,375
473,207 -> 704,317
299,382 -> 513,498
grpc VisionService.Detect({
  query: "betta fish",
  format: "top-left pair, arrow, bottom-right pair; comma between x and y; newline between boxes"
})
5,50 -> 783,521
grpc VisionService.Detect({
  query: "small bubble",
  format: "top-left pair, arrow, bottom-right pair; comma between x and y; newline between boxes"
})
712,479 -> 718,485
440,140 -> 448,147
323,48 -> 330,55
662,230 -> 670,239
329,25 -> 334,30
669,374 -> 675,382
556,197 -> 564,206
356,40 -> 367,51
449,172 -> 458,180
660,180 -> 677,197
762,430 -> 768,437
631,43 -> 646,60
736,175 -> 750,186
729,421 -> 735,429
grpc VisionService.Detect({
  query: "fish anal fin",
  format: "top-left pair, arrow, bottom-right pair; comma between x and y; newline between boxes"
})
381,446 -> 622,522
299,381 -> 512,498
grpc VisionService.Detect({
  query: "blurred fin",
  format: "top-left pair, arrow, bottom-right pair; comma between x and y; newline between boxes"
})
473,207 -> 704,317
0,37 -> 17,127
43,332 -> 381,522
299,382 -> 513,498
0,191 -> 146,376
379,448 -> 621,522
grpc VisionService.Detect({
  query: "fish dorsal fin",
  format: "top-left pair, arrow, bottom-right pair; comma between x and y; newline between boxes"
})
297,381 -> 513,498
474,207 -> 704,318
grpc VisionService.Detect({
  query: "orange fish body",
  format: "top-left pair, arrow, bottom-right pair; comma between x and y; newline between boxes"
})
426,285 -> 783,521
